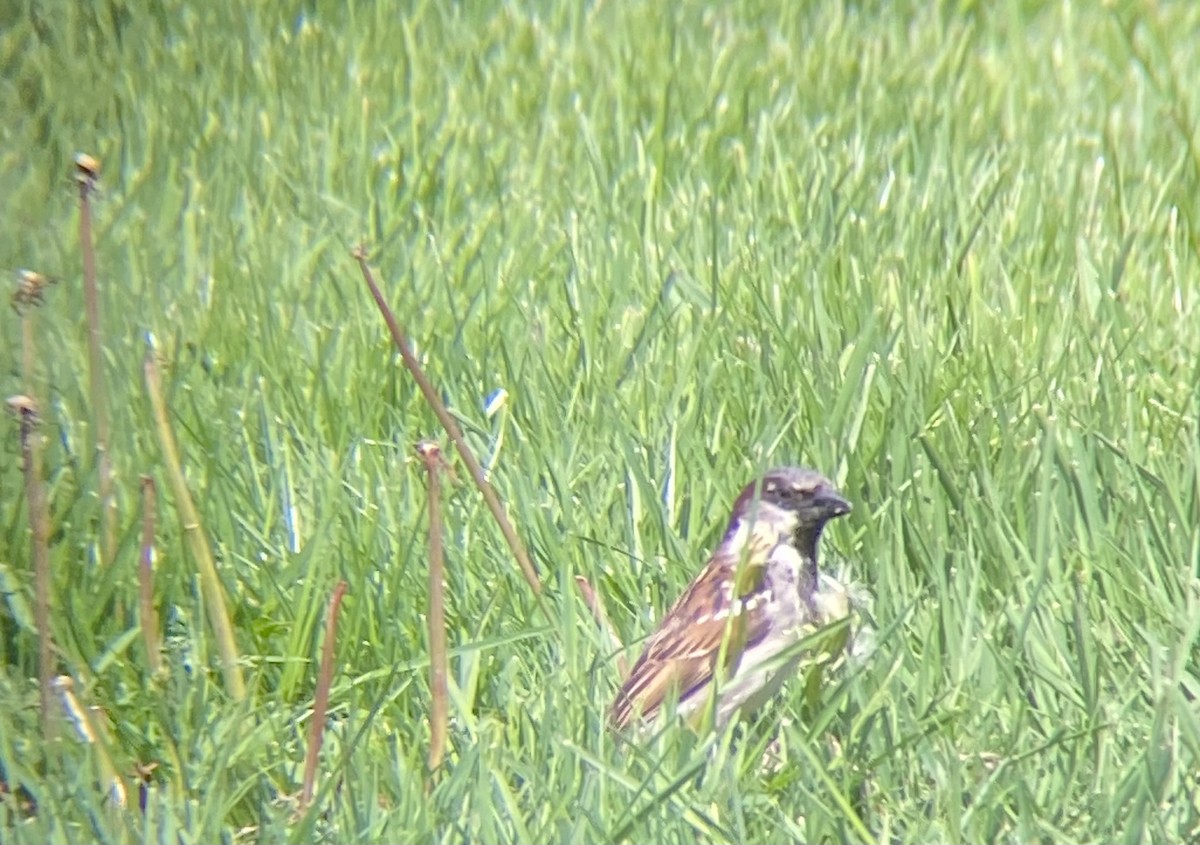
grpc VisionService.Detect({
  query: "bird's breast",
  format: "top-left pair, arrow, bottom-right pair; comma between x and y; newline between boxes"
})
760,542 -> 813,627
767,542 -> 804,584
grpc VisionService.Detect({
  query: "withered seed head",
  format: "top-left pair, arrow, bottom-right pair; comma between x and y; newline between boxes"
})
415,439 -> 457,482
12,269 -> 52,312
74,152 -> 100,184
6,394 -> 39,420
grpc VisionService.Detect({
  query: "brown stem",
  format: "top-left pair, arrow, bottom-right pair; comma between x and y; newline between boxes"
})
417,440 -> 450,770
352,246 -> 542,597
8,396 -> 54,740
76,154 -> 116,566
300,580 -> 347,809
21,310 -> 36,398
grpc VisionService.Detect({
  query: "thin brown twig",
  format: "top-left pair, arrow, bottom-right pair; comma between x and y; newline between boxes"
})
76,153 -> 116,566
139,476 -> 162,675
300,580 -> 347,809
8,396 -> 54,741
14,270 -> 52,399
21,298 -> 37,392
417,440 -> 450,771
352,246 -> 543,598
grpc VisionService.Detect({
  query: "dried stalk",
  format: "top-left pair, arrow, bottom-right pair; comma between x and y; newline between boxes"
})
352,246 -> 542,597
14,269 -> 53,396
8,396 -> 54,740
76,154 -> 116,566
417,440 -> 450,770
300,581 -> 347,809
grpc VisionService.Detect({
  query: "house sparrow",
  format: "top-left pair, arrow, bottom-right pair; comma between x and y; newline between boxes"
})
609,466 -> 852,731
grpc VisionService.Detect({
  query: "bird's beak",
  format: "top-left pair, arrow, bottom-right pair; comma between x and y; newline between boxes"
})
814,488 -> 852,518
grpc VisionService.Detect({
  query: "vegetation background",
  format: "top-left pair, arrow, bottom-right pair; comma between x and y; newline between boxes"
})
2,0 -> 1198,841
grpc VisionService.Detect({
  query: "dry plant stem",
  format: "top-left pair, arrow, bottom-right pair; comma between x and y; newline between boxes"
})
21,312 -> 37,398
13,400 -> 55,741
574,575 -> 629,679
353,247 -> 543,597
139,476 -> 162,675
418,442 -> 450,770
78,169 -> 116,566
15,271 -> 55,396
144,354 -> 246,701
301,581 -> 347,809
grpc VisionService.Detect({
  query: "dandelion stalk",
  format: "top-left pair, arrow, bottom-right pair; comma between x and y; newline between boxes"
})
352,246 -> 543,598
8,396 -> 54,740
417,440 -> 450,770
15,270 -> 53,395
301,581 -> 347,809
76,154 -> 116,566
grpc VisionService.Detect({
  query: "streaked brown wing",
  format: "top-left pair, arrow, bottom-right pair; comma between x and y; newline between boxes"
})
609,523 -> 778,730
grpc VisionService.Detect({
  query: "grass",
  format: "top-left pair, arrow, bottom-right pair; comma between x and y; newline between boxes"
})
2,0 -> 1199,841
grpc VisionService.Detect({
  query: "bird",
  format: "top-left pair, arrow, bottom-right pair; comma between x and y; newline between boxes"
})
609,466 -> 852,732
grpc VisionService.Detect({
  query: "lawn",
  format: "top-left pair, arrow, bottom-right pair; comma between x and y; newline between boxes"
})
2,0 -> 1199,842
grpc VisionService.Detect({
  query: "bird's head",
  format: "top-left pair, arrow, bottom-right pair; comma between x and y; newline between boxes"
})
728,466 -> 851,541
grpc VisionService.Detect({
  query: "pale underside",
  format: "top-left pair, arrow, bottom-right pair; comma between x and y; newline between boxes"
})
611,510 -> 823,731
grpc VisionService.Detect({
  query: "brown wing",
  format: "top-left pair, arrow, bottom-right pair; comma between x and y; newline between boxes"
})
609,523 -> 778,730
